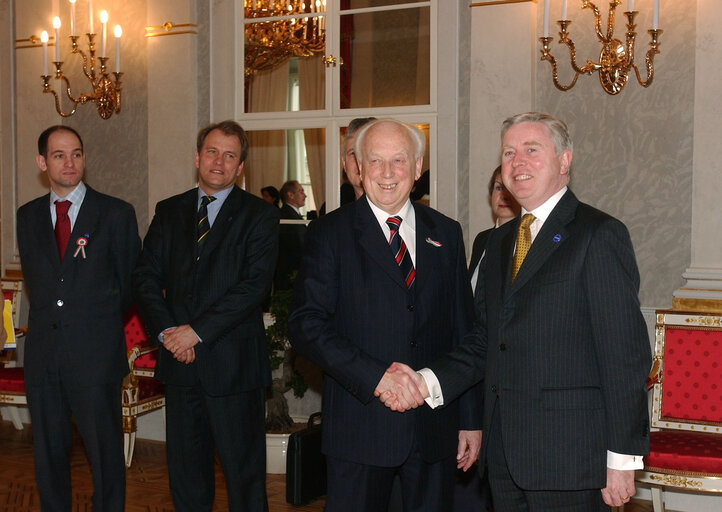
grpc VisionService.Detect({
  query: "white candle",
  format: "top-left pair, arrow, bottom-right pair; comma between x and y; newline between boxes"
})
561,0 -> 567,21
543,0 -> 549,37
69,0 -> 76,36
88,0 -> 94,34
653,0 -> 659,29
53,17 -> 61,62
628,0 -> 633,12
114,25 -> 122,73
100,10 -> 108,58
41,31 -> 49,75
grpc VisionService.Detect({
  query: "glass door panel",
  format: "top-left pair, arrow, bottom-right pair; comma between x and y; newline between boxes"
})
339,7 -> 430,109
244,128 -> 327,219
244,1 -> 328,113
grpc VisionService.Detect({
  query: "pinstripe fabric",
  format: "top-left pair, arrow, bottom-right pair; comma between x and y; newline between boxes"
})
288,198 -> 479,468
429,190 -> 651,491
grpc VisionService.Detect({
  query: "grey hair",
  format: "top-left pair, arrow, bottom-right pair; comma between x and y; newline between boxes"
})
501,112 -> 573,156
344,117 -> 376,144
354,119 -> 426,164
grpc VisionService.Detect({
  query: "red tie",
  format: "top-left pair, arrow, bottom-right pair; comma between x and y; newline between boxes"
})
55,200 -> 72,260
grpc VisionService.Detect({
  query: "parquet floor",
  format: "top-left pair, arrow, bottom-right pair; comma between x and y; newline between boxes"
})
0,419 -> 659,512
0,420 -> 324,511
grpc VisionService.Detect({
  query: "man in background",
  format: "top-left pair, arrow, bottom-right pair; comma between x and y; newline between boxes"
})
133,120 -> 279,511
276,180 -> 308,291
17,125 -> 140,511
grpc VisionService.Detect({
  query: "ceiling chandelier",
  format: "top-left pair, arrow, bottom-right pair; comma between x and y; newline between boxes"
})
244,0 -> 327,81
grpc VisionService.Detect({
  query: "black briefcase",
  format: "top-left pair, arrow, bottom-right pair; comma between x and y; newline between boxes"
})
285,412 -> 326,505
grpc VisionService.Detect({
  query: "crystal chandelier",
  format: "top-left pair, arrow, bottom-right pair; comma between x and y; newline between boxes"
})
244,0 -> 327,81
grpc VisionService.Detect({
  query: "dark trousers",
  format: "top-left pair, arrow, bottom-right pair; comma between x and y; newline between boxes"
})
325,448 -> 456,512
26,361 -> 125,512
486,408 -> 608,512
165,383 -> 268,512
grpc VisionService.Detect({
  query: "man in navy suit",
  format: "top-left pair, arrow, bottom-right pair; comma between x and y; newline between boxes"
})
382,112 -> 651,511
17,125 -> 140,511
133,121 -> 279,511
288,119 -> 481,512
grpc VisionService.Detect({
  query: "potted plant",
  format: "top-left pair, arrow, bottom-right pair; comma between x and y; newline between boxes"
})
265,285 -> 308,432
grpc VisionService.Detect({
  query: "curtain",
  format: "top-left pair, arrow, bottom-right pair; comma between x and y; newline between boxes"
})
243,62 -> 290,196
298,55 -> 325,210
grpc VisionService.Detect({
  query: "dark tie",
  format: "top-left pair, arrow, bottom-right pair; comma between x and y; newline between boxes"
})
54,200 -> 72,260
386,216 -> 416,288
196,195 -> 216,259
511,213 -> 535,283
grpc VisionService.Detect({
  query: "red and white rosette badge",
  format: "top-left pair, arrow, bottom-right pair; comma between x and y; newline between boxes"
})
73,237 -> 88,259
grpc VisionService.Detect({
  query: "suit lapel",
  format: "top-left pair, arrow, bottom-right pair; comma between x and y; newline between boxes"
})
62,187 -> 101,270
33,194 -> 61,269
505,190 -> 578,298
413,204 -> 437,295
355,198 -> 407,290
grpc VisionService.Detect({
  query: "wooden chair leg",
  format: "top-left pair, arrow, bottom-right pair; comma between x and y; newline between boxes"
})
2,405 -> 24,430
124,430 -> 137,468
651,487 -> 665,512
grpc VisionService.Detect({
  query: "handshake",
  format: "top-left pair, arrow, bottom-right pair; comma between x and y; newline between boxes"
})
374,362 -> 431,412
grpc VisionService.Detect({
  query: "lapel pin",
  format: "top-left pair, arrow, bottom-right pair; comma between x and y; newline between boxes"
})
425,237 -> 442,247
553,234 -> 562,243
73,237 -> 88,259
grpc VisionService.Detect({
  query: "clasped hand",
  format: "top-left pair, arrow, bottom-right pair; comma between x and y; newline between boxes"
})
162,325 -> 198,364
374,362 -> 429,412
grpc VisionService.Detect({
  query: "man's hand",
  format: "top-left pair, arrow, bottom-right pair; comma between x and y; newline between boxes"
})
457,430 -> 482,471
163,325 -> 200,362
601,468 -> 636,507
174,347 -> 196,364
374,362 -> 428,412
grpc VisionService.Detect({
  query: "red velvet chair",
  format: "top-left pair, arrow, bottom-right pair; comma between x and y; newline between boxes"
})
635,310 -> 722,511
122,305 -> 165,467
0,280 -> 27,430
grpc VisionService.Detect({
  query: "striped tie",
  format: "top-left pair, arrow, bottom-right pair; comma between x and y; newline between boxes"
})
386,216 -> 416,288
196,195 -> 216,259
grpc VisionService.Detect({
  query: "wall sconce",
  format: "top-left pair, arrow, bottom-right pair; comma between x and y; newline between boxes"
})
539,0 -> 661,95
40,0 -> 122,119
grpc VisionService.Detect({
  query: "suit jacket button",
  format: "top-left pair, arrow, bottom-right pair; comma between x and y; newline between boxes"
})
52,323 -> 58,329
59,276 -> 64,282
407,304 -> 414,311
499,344 -> 506,351
490,384 -> 498,394
56,299 -> 64,307
409,340 -> 417,347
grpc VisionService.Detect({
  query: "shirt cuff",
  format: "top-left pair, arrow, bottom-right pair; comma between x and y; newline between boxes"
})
607,450 -> 644,470
417,368 -> 444,409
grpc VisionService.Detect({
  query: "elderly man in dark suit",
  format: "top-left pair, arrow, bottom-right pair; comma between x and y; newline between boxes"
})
288,119 -> 481,512
382,112 -> 651,511
17,125 -> 140,511
133,121 -> 279,512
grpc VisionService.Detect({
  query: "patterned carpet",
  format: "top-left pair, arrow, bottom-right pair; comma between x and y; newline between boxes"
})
0,420 -> 323,511
0,419 -> 660,511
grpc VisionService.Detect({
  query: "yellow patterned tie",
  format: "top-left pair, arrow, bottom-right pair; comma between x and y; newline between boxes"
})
511,213 -> 535,283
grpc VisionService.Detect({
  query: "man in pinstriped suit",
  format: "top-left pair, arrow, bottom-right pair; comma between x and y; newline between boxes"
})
382,113 -> 651,511
133,121 -> 279,511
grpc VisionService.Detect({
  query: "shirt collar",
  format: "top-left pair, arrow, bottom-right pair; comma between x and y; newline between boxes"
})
50,181 -> 86,205
366,197 -> 415,231
197,185 -> 233,205
522,186 -> 567,223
